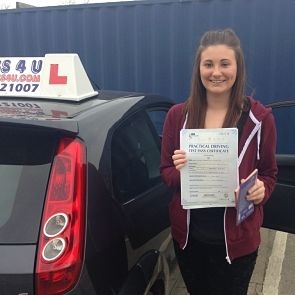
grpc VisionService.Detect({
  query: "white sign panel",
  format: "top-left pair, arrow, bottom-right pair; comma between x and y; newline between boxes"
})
0,54 -> 98,101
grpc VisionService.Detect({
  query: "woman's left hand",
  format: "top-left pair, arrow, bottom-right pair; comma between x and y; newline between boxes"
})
244,178 -> 265,205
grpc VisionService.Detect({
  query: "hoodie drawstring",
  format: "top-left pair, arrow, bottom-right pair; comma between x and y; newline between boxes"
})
238,111 -> 262,166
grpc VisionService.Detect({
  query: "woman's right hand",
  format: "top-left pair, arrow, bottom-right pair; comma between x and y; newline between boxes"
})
172,149 -> 187,170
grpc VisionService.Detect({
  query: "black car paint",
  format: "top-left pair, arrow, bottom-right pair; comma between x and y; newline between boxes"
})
0,91 -> 174,295
0,245 -> 35,294
263,155 -> 295,234
263,100 -> 295,235
76,94 -> 173,293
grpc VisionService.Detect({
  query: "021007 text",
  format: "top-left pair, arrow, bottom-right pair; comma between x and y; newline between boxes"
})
0,83 -> 39,93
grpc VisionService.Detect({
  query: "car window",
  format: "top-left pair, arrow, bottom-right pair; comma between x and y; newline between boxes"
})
271,103 -> 295,154
0,126 -> 57,243
147,109 -> 168,138
111,112 -> 161,203
0,165 -> 22,228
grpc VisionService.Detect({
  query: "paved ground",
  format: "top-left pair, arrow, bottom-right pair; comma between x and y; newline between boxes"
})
168,228 -> 278,295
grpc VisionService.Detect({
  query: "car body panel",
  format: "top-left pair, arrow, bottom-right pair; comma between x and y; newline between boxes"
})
75,93 -> 174,294
0,245 -> 35,295
262,100 -> 295,234
0,90 -> 174,294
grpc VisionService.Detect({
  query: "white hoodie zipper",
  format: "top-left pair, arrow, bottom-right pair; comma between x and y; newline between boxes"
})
224,110 -> 262,263
238,110 -> 262,166
182,115 -> 190,250
224,208 -> 232,264
182,209 -> 190,249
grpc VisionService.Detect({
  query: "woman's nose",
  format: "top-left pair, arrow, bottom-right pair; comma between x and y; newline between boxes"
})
212,65 -> 221,76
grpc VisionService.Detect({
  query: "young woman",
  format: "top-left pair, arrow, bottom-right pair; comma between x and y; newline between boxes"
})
160,28 -> 277,295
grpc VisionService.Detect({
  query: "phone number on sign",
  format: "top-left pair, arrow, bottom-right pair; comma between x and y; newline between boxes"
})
0,83 -> 39,93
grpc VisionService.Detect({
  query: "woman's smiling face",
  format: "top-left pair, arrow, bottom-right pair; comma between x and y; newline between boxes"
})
200,44 -> 237,97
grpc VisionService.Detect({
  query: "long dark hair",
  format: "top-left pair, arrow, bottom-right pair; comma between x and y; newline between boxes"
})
184,28 -> 246,128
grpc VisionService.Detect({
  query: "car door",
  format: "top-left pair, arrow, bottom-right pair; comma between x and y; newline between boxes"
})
111,104 -> 173,248
263,100 -> 295,233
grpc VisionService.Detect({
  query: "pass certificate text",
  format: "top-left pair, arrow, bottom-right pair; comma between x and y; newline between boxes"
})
180,128 -> 238,209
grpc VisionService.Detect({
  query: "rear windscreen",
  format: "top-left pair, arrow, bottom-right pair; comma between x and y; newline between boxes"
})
0,125 -> 57,244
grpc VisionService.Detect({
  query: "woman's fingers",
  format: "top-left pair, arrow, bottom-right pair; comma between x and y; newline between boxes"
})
246,179 -> 265,205
172,150 -> 187,170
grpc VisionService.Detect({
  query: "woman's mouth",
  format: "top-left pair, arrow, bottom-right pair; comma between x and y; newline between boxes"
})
210,80 -> 225,84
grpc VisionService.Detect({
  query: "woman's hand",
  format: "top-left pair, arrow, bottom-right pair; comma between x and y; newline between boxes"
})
244,178 -> 265,205
172,149 -> 187,170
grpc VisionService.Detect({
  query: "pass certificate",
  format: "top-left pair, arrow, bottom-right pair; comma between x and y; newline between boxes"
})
180,128 -> 238,209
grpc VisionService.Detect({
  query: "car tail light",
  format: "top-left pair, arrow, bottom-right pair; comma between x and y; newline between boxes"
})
35,137 -> 86,295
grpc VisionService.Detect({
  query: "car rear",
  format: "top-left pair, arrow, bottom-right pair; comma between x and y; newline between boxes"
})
0,118 -> 87,294
0,53 -> 175,295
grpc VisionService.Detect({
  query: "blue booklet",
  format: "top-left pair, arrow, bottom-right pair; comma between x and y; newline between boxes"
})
235,169 -> 258,225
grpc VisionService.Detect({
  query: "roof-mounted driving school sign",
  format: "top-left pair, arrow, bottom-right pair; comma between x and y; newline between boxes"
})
0,54 -> 98,101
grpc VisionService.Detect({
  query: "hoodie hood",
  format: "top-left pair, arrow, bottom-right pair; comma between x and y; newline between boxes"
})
248,96 -> 272,121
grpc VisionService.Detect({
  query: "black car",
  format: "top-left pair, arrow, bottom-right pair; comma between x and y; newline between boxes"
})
0,54 -> 175,295
263,100 -> 295,235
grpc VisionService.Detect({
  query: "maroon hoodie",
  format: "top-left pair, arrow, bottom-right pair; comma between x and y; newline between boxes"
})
160,96 -> 277,262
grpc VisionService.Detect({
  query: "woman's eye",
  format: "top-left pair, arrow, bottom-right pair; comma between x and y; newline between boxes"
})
204,63 -> 212,68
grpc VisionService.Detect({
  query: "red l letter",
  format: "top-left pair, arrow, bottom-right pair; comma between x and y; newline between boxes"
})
49,64 -> 68,84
